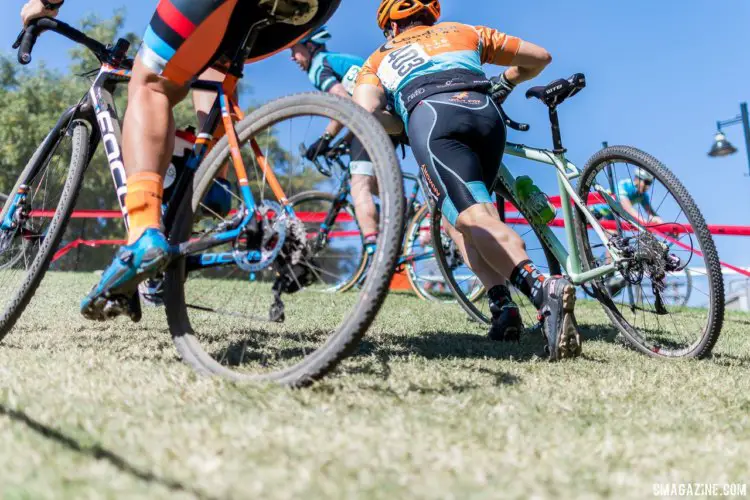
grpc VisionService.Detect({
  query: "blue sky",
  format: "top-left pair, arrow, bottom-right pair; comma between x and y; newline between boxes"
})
2,0 -> 750,268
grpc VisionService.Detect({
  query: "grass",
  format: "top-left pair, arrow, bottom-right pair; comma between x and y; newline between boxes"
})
1,272 -> 749,499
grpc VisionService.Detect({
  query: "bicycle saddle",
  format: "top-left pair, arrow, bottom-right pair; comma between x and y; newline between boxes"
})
526,73 -> 586,108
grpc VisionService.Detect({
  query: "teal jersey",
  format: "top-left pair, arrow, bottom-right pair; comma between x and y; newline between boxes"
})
592,179 -> 654,219
308,51 -> 365,95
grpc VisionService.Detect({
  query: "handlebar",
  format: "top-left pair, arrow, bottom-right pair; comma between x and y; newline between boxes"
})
299,137 -> 351,177
497,105 -> 530,133
14,17 -> 130,69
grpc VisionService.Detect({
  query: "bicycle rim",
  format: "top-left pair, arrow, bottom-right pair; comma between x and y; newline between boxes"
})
164,93 -> 404,385
575,146 -> 724,358
0,121 -> 90,340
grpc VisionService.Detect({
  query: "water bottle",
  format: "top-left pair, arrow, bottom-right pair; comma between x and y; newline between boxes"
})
515,176 -> 555,225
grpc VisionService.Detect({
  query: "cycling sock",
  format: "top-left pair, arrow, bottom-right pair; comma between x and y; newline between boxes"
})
488,284 -> 516,319
488,284 -> 513,308
125,172 -> 163,245
510,259 -> 547,310
363,232 -> 378,255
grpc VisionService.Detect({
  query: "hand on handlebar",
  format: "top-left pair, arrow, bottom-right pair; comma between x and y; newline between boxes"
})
305,134 -> 333,161
489,73 -> 516,105
21,0 -> 61,27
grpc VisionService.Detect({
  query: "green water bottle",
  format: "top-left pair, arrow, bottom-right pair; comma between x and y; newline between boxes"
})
515,176 -> 555,225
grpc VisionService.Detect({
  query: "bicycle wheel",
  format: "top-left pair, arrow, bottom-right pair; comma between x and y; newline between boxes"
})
0,193 -> 27,271
164,93 -> 404,385
404,204 -> 478,302
288,190 -> 367,293
575,146 -> 724,358
0,120 -> 90,341
430,186 -> 561,326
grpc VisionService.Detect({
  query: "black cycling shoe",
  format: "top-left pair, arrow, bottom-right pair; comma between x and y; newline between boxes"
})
537,277 -> 582,361
487,285 -> 524,342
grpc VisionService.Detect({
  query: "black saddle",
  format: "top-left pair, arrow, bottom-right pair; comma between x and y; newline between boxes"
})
526,73 -> 586,108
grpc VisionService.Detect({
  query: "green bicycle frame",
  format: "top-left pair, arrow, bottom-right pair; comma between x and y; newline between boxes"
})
495,142 -> 643,285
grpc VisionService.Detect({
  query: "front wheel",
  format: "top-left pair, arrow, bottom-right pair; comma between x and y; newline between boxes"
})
575,145 -> 724,358
288,190 -> 367,293
0,120 -> 90,341
164,93 -> 404,386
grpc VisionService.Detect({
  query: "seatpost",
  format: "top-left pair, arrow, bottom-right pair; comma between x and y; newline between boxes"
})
228,17 -> 274,77
548,107 -> 565,154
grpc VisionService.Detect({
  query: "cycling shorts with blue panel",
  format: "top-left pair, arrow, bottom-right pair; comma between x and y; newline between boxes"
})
408,91 -> 506,225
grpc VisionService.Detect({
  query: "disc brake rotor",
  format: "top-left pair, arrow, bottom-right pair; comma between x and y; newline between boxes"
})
233,200 -> 288,272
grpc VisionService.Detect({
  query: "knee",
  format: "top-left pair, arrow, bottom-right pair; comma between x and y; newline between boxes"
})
129,60 -> 190,108
455,205 -> 492,233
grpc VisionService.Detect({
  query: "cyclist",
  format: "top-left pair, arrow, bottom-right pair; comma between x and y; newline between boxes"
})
591,168 -> 664,227
592,168 -> 669,296
353,0 -> 582,359
290,27 -> 381,251
21,0 -> 342,320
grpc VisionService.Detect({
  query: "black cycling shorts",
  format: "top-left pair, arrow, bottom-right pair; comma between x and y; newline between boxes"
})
408,91 -> 506,225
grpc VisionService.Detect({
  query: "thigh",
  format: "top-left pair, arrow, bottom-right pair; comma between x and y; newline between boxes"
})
139,0 -> 242,87
408,100 -> 492,227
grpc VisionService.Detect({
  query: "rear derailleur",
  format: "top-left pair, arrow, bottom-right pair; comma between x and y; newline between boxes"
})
609,233 -> 683,315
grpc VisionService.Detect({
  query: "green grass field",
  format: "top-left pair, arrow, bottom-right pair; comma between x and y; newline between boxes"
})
1,272 -> 749,499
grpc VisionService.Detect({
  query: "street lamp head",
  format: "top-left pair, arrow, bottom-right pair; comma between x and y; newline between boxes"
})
708,131 -> 738,158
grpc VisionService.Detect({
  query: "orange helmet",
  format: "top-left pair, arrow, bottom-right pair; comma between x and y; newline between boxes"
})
377,0 -> 441,30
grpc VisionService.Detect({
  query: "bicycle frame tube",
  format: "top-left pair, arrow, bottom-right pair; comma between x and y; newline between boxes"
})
88,65 -> 132,229
499,142 -> 620,284
1,106 -> 79,230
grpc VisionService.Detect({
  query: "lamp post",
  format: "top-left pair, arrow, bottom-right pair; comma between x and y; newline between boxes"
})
708,102 -> 750,176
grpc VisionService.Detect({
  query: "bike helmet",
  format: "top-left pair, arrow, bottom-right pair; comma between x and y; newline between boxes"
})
377,0 -> 441,30
300,25 -> 332,45
634,168 -> 655,183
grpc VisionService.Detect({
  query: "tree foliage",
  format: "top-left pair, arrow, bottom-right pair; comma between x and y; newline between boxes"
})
0,12 -> 322,270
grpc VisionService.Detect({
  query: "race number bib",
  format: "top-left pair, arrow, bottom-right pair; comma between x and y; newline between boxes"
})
377,43 -> 431,90
341,65 -> 361,95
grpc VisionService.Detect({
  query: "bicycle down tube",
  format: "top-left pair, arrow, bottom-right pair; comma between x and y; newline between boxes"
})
497,142 -> 621,285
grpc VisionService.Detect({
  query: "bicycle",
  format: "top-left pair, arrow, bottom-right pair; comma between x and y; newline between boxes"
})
589,238 -> 693,309
294,139 -> 483,301
432,73 -> 724,359
0,17 -> 404,385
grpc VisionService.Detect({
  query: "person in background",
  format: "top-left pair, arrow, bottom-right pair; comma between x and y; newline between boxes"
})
291,27 -> 382,255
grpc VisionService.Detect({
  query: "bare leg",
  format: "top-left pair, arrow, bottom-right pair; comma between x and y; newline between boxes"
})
123,58 -> 189,179
350,173 -> 379,238
455,202 -> 531,280
193,67 -> 232,179
442,216 -> 507,289
122,58 -> 189,243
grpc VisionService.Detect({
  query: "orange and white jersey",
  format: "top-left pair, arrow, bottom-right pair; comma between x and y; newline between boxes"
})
356,22 -> 523,120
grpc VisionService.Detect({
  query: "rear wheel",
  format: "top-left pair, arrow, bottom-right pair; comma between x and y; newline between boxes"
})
288,190 -> 367,293
430,187 -> 561,326
164,93 -> 404,385
575,146 -> 724,358
403,204 -> 464,301
0,120 -> 90,341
